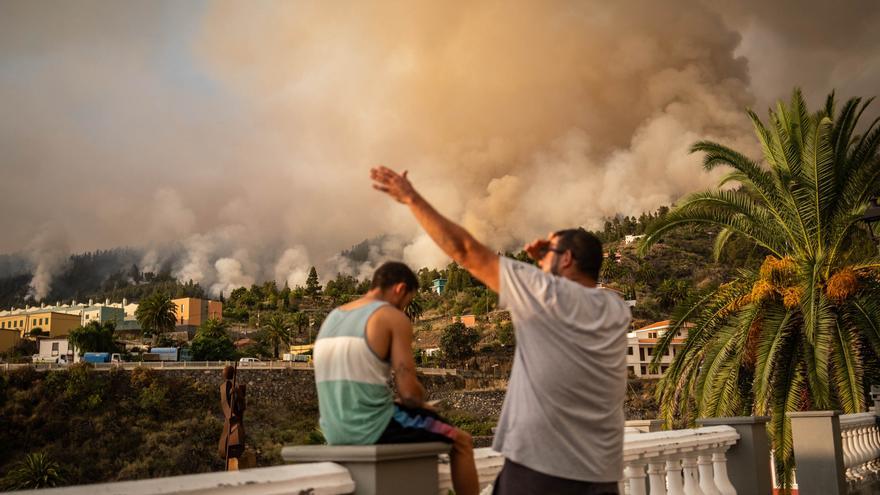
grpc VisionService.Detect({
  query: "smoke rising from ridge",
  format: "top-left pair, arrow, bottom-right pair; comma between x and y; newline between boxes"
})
1,1 -> 878,298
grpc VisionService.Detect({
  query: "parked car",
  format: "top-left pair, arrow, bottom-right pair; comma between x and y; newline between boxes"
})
239,357 -> 261,366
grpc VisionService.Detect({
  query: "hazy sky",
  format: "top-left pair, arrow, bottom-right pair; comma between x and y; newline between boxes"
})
2,0 -> 879,298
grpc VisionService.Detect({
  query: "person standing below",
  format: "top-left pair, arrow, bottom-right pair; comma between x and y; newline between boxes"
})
313,261 -> 479,495
371,167 -> 631,495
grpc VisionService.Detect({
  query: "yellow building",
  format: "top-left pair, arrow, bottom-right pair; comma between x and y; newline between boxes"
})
0,311 -> 81,338
0,328 -> 20,354
172,298 -> 223,327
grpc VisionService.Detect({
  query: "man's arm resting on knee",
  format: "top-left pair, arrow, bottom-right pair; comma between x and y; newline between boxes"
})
388,310 -> 426,409
371,167 -> 499,292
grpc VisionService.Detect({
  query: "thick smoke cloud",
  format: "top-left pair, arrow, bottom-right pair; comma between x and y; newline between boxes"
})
0,1 -> 877,298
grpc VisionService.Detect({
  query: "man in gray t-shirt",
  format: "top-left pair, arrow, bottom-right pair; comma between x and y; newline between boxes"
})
371,166 -> 631,494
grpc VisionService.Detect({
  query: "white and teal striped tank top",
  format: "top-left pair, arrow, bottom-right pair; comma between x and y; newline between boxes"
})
314,300 -> 394,445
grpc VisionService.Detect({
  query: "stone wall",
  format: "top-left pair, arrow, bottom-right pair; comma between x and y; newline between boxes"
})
154,368 -> 466,406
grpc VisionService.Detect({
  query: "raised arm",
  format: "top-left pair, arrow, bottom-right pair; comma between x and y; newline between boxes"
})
370,166 -> 500,292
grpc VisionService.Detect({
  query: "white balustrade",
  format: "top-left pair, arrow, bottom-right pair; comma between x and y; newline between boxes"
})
622,425 -> 739,495
839,411 -> 880,482
5,462 -> 354,495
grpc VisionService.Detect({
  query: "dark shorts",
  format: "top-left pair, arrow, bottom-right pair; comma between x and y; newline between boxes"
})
375,403 -> 458,444
493,459 -> 619,495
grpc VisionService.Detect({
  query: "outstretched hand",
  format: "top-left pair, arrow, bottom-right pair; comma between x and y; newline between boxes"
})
371,166 -> 419,205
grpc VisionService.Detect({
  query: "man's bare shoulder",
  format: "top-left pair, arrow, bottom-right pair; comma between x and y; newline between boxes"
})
371,304 -> 411,329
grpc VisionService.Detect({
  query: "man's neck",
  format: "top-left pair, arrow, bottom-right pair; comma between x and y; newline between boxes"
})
361,289 -> 391,304
561,270 -> 597,288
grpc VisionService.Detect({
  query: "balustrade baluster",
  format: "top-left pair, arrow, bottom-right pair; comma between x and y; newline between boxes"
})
856,424 -> 869,478
842,427 -> 855,480
697,454 -> 720,495
681,456 -> 704,495
665,458 -> 684,495
869,423 -> 880,472
647,462 -> 667,495
625,463 -> 647,495
711,452 -> 736,495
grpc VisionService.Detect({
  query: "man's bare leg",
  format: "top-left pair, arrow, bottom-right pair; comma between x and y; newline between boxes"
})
451,428 -> 479,495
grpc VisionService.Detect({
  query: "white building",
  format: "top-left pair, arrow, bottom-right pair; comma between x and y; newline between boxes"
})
625,320 -> 690,378
37,337 -> 79,363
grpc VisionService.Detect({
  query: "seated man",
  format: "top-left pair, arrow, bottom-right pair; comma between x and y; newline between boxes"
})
313,261 -> 479,495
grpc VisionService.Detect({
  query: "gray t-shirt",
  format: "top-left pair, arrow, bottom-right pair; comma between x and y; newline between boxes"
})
493,256 -> 631,482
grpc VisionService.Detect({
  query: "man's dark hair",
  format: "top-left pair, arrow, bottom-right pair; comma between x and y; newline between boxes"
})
371,261 -> 419,293
553,228 -> 603,280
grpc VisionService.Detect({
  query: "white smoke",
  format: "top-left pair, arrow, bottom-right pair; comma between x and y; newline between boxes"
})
25,226 -> 70,301
1,0 -> 878,297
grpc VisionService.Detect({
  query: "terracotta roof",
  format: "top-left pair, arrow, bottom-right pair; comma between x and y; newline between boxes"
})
637,320 -> 671,331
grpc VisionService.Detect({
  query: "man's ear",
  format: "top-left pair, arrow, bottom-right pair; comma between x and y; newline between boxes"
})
394,282 -> 407,297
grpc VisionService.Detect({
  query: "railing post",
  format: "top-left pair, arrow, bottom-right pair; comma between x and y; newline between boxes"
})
788,410 -> 847,495
625,419 -> 665,432
697,416 -> 772,495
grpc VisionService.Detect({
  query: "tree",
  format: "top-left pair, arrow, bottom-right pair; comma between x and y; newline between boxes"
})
135,291 -> 178,345
640,89 -> 880,485
1,452 -> 65,490
289,311 -> 310,343
655,279 -> 691,310
439,322 -> 480,360
67,321 -> 118,356
404,294 -> 424,322
262,313 -> 291,358
190,318 -> 235,361
305,267 -> 322,296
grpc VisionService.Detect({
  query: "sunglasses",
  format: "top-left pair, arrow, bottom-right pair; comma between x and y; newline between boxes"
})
538,246 -> 567,258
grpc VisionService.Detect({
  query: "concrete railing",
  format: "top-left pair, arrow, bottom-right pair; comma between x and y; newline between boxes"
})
621,426 -> 738,495
4,462 -> 354,495
789,410 -> 880,495
840,411 -> 880,483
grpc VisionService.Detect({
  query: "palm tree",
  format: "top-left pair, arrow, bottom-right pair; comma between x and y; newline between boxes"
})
262,313 -> 291,359
404,294 -> 425,322
289,312 -> 310,344
639,88 -> 880,486
1,452 -> 65,490
135,291 -> 178,345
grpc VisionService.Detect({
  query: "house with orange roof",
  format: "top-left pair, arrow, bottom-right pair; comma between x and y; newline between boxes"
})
625,320 -> 690,378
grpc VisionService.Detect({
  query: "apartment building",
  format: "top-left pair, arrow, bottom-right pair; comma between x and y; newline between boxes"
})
625,320 -> 690,378
0,311 -> 81,338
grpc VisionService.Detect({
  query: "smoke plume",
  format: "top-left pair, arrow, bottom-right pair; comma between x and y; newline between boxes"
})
1,0 -> 878,297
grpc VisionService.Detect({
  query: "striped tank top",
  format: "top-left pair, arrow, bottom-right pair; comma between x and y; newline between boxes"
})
314,300 -> 394,445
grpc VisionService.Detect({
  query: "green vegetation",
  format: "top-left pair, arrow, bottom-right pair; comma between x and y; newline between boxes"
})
136,291 -> 178,345
0,365 -> 224,486
261,314 -> 291,359
190,319 -> 236,361
1,452 -> 66,490
0,364 -> 321,487
68,321 -> 119,355
440,323 -> 481,360
641,89 -> 880,485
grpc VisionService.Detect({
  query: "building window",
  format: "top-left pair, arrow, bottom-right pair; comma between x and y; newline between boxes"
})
648,332 -> 657,338
627,347 -> 634,355
639,347 -> 645,361
647,348 -> 654,356
665,348 -> 670,356
627,366 -> 635,375
640,365 -> 647,375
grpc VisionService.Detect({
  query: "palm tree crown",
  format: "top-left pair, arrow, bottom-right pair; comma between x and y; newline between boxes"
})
135,291 -> 178,345
639,88 -> 880,485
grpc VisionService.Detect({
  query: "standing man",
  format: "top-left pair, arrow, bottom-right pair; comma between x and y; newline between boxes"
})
371,167 -> 631,495
313,261 -> 479,495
